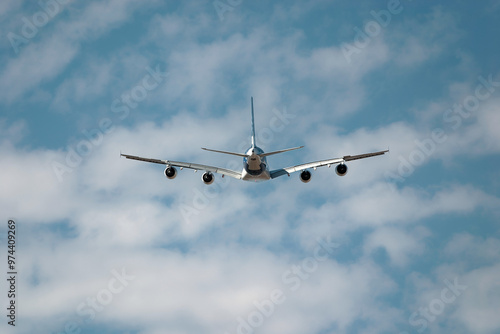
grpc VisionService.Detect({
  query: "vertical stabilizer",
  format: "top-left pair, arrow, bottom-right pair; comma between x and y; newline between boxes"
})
251,97 -> 256,148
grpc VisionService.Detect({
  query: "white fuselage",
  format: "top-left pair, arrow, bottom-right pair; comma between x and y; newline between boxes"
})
241,146 -> 271,181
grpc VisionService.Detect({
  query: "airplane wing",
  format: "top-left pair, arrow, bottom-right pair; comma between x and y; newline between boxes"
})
270,149 -> 389,179
120,153 -> 242,180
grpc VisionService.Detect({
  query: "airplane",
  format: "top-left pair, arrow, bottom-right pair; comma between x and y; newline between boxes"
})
120,97 -> 388,184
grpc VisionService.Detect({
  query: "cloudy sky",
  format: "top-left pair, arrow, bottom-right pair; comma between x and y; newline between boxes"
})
1,1 -> 500,333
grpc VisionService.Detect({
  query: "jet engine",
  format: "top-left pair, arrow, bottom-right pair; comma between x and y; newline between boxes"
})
336,163 -> 348,176
202,171 -> 215,185
300,170 -> 312,183
164,166 -> 177,179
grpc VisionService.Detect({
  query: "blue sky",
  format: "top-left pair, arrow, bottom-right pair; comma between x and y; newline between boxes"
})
1,1 -> 500,333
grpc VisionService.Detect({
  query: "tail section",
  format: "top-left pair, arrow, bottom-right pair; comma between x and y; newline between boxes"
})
202,97 -> 304,158
251,97 -> 256,148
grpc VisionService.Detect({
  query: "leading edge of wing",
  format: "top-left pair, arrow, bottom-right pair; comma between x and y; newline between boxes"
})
270,149 -> 389,179
120,153 -> 242,180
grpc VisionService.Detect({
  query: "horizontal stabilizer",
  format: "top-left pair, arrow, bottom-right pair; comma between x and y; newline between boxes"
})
259,146 -> 304,157
201,147 -> 248,157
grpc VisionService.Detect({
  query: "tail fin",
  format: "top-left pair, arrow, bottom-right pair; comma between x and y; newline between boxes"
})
251,97 -> 256,148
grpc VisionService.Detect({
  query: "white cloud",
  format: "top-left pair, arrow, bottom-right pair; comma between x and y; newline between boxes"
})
444,234 -> 500,264
364,226 -> 430,266
455,264 -> 500,333
302,183 -> 496,229
14,230 -> 400,334
0,0 -> 160,103
0,143 -> 79,223
444,97 -> 500,156
50,61 -> 114,112
0,0 -> 20,16
391,7 -> 462,67
0,37 -> 78,103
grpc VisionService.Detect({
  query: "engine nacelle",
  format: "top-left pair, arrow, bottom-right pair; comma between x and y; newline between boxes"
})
202,171 -> 215,185
164,166 -> 177,179
300,170 -> 312,183
336,163 -> 348,176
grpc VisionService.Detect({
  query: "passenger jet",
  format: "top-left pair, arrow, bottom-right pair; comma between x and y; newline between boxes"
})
121,98 -> 388,184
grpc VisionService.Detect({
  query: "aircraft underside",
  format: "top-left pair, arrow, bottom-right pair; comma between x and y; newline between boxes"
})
241,168 -> 271,181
